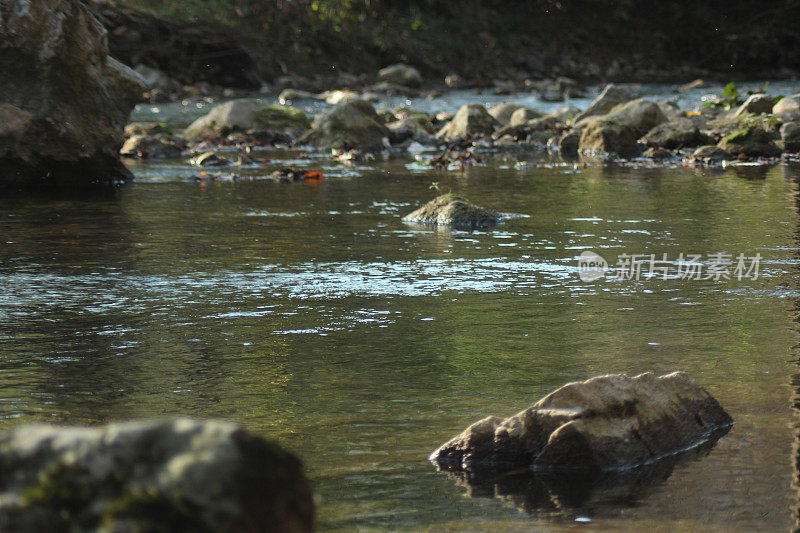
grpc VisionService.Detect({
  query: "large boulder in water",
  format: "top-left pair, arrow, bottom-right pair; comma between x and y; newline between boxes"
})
402,194 -> 499,229
184,100 -> 311,141
298,99 -> 390,151
0,0 -> 146,191
430,372 -> 732,472
0,418 -> 314,533
436,104 -> 500,141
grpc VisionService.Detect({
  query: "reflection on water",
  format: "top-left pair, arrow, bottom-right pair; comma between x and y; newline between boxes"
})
1,147 -> 800,530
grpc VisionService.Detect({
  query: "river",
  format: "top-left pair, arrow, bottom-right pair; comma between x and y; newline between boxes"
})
1,83 -> 799,531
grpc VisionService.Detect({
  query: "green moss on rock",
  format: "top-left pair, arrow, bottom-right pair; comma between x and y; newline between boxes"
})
717,125 -> 781,157
253,106 -> 311,129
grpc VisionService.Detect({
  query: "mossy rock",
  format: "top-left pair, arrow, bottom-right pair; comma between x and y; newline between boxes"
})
184,100 -> 310,140
717,125 -> 781,157
402,194 -> 500,229
254,106 -> 311,131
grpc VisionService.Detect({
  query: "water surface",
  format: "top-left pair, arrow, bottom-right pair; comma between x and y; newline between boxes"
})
2,89 -> 800,531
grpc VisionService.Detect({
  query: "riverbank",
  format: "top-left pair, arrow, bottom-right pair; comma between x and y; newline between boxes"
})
93,0 -> 800,89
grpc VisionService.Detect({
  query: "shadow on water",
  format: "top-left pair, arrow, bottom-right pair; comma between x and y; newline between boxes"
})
433,427 -> 731,521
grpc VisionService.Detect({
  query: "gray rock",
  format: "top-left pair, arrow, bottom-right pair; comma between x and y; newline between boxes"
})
578,121 -> 640,157
733,94 -> 775,117
572,84 -> 634,123
277,89 -> 317,104
124,122 -> 173,138
365,82 -> 421,97
594,98 -> 668,136
641,118 -> 711,149
430,372 -> 732,472
134,64 -> 179,92
489,104 -> 528,126
530,77 -> 584,101
298,99 -> 390,150
0,0 -> 146,190
387,116 -> 438,145
774,93 -> 800,122
689,145 -> 734,164
402,194 -> 499,229
436,104 -> 500,141
545,106 -> 581,124
781,121 -> 800,152
509,107 -> 544,127
377,63 -> 422,88
0,418 -> 314,533
656,100 -> 685,122
121,134 -> 185,159
558,130 -> 581,155
184,100 -> 310,141
717,125 -> 781,157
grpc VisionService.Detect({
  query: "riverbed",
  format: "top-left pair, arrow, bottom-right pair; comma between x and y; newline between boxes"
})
1,84 -> 799,531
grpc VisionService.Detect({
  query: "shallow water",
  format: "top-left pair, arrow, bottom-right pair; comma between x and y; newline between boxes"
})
3,86 -> 800,531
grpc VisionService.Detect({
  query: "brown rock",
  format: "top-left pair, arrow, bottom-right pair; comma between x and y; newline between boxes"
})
430,372 -> 732,472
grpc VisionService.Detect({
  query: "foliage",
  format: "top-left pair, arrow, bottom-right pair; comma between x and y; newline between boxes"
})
113,1 -> 800,80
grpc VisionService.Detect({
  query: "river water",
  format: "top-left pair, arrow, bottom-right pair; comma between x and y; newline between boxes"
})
1,84 -> 799,531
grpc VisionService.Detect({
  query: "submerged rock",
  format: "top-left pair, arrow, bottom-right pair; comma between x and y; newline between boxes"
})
717,125 -> 781,157
0,418 -> 314,533
184,100 -> 310,141
298,99 -> 390,151
402,194 -> 499,229
0,0 -> 146,190
436,104 -> 500,141
430,372 -> 732,472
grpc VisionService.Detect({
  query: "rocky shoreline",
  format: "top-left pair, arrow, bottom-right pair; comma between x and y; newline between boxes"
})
121,74 -> 800,180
